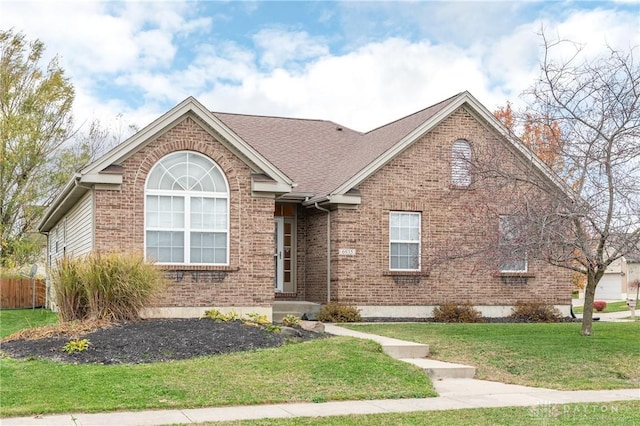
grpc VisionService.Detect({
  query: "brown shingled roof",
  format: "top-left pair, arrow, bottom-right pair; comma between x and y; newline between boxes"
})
213,92 -> 463,198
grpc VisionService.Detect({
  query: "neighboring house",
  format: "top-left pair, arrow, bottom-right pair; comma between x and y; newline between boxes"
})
595,245 -> 640,300
38,92 -> 573,319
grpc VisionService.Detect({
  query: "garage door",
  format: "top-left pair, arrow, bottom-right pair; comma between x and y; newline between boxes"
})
595,274 -> 622,299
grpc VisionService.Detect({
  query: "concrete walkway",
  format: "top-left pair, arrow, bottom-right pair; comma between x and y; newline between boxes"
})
572,298 -> 638,322
590,310 -> 638,322
3,325 -> 638,426
324,323 -> 476,379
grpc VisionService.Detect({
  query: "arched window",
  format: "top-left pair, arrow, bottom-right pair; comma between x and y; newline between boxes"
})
451,139 -> 472,187
145,151 -> 229,265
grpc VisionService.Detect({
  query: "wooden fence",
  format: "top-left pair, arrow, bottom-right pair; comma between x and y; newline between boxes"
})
0,278 -> 46,309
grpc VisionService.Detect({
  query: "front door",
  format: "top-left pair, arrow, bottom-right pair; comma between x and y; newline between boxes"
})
274,217 -> 284,292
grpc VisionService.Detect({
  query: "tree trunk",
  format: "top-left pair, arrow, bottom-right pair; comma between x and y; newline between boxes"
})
581,272 -> 597,336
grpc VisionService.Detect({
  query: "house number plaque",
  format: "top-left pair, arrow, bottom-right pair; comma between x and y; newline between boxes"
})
339,248 -> 356,256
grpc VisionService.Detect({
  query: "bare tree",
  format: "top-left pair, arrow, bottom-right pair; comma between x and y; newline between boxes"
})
490,33 -> 640,335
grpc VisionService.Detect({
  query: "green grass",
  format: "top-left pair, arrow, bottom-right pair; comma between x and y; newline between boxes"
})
209,400 -> 640,426
0,309 -> 58,338
573,300 -> 632,314
1,331 -> 434,417
343,322 -> 640,390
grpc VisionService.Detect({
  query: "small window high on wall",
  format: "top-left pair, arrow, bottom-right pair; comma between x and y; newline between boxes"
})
451,139 -> 472,187
145,151 -> 229,265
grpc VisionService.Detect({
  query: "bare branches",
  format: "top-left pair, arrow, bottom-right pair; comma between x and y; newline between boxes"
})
504,31 -> 639,334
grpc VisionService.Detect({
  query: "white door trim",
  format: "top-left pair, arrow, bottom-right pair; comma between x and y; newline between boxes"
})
274,217 -> 284,292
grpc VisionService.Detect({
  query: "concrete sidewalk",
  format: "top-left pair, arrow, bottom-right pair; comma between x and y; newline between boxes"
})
3,380 -> 638,426
3,324 -> 638,425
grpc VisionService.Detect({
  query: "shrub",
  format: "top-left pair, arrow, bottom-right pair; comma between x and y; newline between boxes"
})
204,309 -> 225,321
509,300 -> 563,322
53,252 -> 165,322
265,324 -> 281,333
432,303 -> 483,323
62,338 -> 90,354
593,300 -> 608,312
281,314 -> 302,327
244,312 -> 270,326
204,309 -> 239,322
317,302 -> 361,323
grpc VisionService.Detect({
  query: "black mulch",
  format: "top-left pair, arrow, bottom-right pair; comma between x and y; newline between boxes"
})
1,319 -> 326,365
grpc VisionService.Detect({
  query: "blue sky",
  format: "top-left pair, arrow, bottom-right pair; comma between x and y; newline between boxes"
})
2,1 -> 639,133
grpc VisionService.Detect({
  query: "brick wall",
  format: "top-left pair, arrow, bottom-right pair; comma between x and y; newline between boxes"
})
304,207 -> 330,303
93,117 -> 275,308
329,107 -> 573,307
89,107 -> 572,312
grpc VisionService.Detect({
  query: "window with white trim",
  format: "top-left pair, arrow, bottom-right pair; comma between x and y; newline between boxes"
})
145,151 -> 229,265
389,212 -> 421,271
451,139 -> 472,187
498,215 -> 527,272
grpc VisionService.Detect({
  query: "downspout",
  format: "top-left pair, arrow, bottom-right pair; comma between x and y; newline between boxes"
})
314,202 -> 331,302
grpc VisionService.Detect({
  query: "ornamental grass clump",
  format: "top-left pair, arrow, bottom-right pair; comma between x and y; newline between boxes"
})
53,252 -> 165,322
53,257 -> 89,322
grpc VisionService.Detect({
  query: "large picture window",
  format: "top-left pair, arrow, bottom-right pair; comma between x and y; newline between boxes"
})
498,215 -> 527,272
389,212 -> 421,271
145,151 -> 229,265
451,139 -> 472,187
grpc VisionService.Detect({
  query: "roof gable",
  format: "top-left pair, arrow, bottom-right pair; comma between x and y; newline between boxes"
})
82,97 -> 293,186
329,92 -> 464,198
38,97 -> 294,232
207,91 -> 573,205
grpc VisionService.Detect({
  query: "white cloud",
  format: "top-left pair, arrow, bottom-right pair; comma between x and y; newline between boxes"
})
0,0 -> 213,130
550,8 -> 640,57
198,37 -> 494,131
133,29 -> 177,69
252,28 -> 329,69
1,2 -> 637,135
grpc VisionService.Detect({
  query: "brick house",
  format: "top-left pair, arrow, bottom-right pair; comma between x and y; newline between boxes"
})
38,91 -> 573,319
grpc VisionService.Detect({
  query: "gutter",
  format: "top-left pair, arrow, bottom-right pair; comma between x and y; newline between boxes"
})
302,195 -> 330,207
313,202 -> 332,303
37,173 -> 80,232
37,174 -> 90,233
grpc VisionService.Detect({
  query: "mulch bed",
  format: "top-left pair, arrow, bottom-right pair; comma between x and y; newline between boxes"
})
1,318 -> 325,365
1,316 -> 581,365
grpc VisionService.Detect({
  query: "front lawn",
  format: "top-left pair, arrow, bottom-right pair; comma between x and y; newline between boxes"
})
343,322 -> 640,390
0,308 -> 58,338
0,310 -> 434,417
